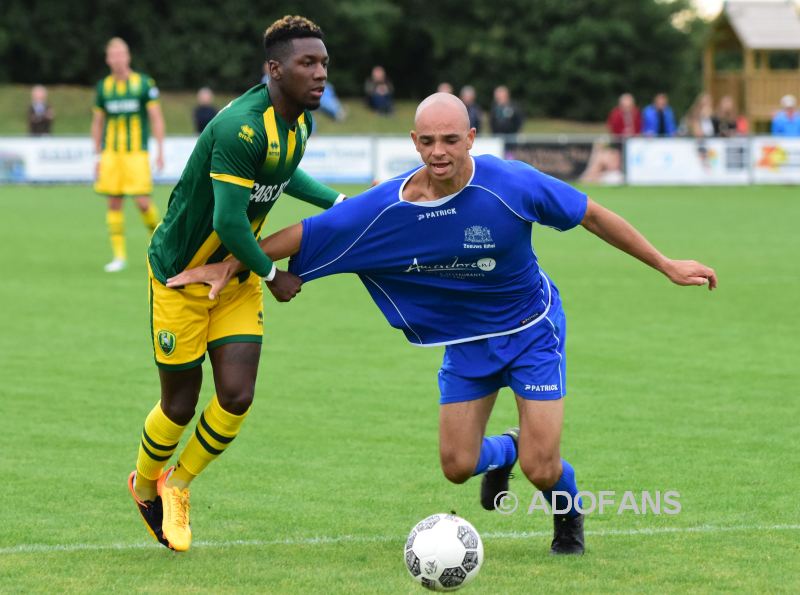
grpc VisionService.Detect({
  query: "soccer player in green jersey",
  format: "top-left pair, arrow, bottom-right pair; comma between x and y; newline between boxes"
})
127,16 -> 345,551
92,37 -> 165,272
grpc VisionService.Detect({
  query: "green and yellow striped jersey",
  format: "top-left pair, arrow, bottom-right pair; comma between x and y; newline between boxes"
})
94,71 -> 159,153
148,84 -> 339,284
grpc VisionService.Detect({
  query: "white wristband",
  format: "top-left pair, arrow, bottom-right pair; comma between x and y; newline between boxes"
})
334,193 -> 346,205
263,264 -> 277,282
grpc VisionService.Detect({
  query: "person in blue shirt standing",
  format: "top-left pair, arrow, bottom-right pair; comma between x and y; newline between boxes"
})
771,94 -> 800,136
642,93 -> 677,137
167,93 -> 717,556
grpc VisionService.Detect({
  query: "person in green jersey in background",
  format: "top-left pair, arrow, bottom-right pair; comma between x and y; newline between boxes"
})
92,37 -> 165,272
126,16 -> 346,552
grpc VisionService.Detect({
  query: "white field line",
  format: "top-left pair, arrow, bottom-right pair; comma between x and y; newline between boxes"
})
1,524 -> 798,555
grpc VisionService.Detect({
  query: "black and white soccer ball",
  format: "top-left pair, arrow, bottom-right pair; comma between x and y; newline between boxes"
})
404,513 -> 484,591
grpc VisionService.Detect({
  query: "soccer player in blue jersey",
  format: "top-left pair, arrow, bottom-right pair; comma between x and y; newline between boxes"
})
168,93 -> 717,555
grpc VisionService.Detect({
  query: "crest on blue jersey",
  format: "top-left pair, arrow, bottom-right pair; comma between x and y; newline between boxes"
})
464,226 -> 492,243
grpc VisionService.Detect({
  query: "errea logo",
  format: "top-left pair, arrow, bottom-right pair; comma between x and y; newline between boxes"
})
268,140 -> 281,158
239,125 -> 255,144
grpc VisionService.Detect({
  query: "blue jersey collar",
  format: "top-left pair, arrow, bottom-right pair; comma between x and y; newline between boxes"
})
397,156 -> 476,208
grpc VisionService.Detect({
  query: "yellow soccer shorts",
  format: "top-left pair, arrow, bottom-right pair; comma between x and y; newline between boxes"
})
95,150 -> 153,196
148,268 -> 264,370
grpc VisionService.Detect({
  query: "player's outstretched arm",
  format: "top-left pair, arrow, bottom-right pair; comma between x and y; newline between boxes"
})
166,223 -> 304,300
257,222 -> 304,261
580,198 -> 717,290
285,168 -> 345,209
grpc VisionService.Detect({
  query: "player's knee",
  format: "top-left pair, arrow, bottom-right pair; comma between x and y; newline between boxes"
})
216,387 -> 254,416
439,450 -> 476,484
160,399 -> 196,426
518,453 -> 561,490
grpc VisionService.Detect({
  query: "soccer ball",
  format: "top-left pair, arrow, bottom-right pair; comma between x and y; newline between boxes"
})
404,513 -> 484,591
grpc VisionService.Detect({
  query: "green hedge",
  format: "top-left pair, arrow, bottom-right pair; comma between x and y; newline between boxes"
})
0,0 -> 705,120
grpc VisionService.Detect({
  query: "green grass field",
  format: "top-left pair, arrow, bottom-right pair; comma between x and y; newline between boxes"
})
0,183 -> 798,593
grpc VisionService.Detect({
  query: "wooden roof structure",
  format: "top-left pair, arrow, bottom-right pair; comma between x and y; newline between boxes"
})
704,1 -> 800,127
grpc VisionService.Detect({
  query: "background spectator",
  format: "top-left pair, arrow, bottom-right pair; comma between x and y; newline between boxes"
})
642,93 -> 677,137
684,93 -> 715,138
460,85 -> 483,134
771,94 -> 800,136
606,92 -> 641,138
364,65 -> 394,115
580,141 -> 625,185
318,83 -> 346,122
437,82 -> 454,94
713,95 -> 747,137
28,84 -> 54,136
489,85 -> 523,134
193,87 -> 217,133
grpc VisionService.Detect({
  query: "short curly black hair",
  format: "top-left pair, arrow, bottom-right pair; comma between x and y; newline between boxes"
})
263,15 -> 324,61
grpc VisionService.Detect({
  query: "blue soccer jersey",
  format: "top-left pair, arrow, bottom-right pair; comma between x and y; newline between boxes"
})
288,154 -> 588,346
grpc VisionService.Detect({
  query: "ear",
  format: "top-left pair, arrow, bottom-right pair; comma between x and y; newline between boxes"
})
267,59 -> 282,81
466,128 -> 476,151
410,130 -> 420,152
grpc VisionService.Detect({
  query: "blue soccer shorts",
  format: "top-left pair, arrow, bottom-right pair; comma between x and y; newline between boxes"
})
437,304 -> 567,404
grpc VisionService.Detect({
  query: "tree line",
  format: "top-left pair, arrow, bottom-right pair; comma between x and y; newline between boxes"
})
0,0 -> 706,119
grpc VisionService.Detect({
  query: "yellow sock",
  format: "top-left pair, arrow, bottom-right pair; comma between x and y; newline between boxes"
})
139,203 -> 160,232
169,395 -> 250,489
106,210 -> 126,261
135,402 -> 187,499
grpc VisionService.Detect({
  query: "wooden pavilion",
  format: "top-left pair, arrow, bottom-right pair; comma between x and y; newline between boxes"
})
703,1 -> 800,129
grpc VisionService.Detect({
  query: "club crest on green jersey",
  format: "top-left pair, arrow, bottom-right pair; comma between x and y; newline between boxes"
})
157,330 -> 176,356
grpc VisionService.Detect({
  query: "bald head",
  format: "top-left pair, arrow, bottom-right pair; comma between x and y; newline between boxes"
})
414,92 -> 471,132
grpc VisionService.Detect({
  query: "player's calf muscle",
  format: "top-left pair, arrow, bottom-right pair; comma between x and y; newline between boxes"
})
517,451 -> 561,489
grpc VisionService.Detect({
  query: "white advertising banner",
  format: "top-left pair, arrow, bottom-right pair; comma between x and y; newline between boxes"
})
374,137 -> 505,182
0,136 -> 198,184
750,136 -> 800,184
0,137 -> 95,182
155,137 -> 198,182
626,138 -> 751,185
8,135 -> 795,186
296,136 -> 373,183
0,136 -> 373,184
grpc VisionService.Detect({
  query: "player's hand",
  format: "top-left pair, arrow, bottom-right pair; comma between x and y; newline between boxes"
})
663,259 -> 717,290
155,153 -> 164,173
266,270 -> 303,302
166,260 -> 237,299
